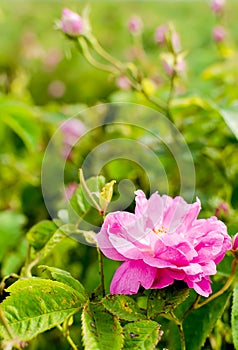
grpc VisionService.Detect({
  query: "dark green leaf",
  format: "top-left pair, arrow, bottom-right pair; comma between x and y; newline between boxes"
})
0,278 -> 86,341
123,320 -> 161,350
232,282 -> 238,349
231,185 -> 238,209
183,289 -> 231,350
81,301 -> 123,350
0,211 -> 26,261
102,294 -> 146,321
147,283 -> 190,318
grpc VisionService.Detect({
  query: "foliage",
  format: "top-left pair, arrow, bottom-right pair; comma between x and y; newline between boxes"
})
0,1 -> 238,349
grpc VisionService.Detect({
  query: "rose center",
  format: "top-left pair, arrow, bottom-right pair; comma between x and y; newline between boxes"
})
153,225 -> 167,235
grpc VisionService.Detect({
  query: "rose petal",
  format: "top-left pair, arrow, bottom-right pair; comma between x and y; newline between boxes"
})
110,260 -> 157,294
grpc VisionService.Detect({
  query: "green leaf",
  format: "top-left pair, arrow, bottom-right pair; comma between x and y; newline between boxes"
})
0,278 -> 86,341
70,175 -> 105,218
38,223 -> 75,260
102,295 -> 146,321
147,283 -> 190,318
123,320 -> 161,350
26,220 -> 58,251
231,185 -> 238,209
38,265 -> 88,301
81,301 -> 123,350
232,282 -> 238,349
219,106 -> 238,140
0,210 -> 26,261
0,101 -> 41,151
172,95 -> 211,110
183,289 -> 231,350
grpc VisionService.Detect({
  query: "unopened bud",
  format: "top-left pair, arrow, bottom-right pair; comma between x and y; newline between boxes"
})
215,201 -> 229,219
155,25 -> 168,45
212,25 -> 226,42
210,0 -> 225,14
59,8 -> 84,37
128,15 -> 143,34
232,233 -> 238,251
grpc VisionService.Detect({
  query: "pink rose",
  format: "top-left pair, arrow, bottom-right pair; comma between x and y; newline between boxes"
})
212,25 -> 226,43
60,118 -> 86,159
232,233 -> 238,251
155,25 -> 168,45
97,190 -> 232,297
210,0 -> 225,14
60,8 -> 84,37
215,201 -> 229,218
128,16 -> 143,34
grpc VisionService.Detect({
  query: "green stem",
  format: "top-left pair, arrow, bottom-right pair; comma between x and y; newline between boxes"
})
78,38 -> 117,74
97,247 -> 105,297
24,255 -> 41,278
89,35 -> 123,71
181,295 -> 201,321
76,207 -> 91,228
195,258 -> 237,309
166,67 -> 176,124
171,312 -> 186,350
57,325 -> 78,350
140,88 -> 167,114
162,312 -> 186,350
0,306 -> 14,340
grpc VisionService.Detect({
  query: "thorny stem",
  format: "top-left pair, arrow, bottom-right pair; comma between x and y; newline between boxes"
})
57,325 -> 78,350
97,247 -> 105,297
79,169 -> 105,296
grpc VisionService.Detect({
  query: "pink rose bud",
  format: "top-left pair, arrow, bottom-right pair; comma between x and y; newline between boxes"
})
65,182 -> 78,200
215,201 -> 229,218
60,118 -> 86,146
233,233 -> 238,251
210,0 -> 225,14
60,118 -> 86,159
116,76 -> 131,90
128,15 -> 143,34
60,8 -> 84,37
212,25 -> 226,42
155,25 -> 168,45
161,53 -> 186,76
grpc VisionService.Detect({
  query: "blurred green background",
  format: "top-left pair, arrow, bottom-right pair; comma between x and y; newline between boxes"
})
0,1 -> 238,349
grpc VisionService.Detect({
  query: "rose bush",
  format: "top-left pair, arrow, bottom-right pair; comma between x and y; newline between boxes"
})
97,190 -> 232,297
